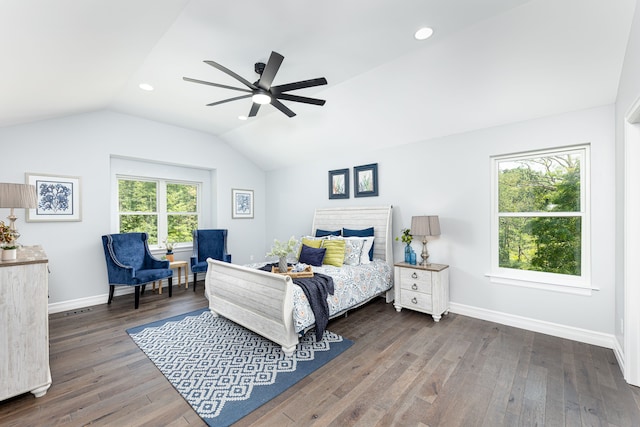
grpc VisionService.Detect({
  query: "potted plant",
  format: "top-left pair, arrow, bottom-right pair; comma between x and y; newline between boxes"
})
162,237 -> 176,262
0,221 -> 18,261
396,228 -> 413,263
266,236 -> 299,273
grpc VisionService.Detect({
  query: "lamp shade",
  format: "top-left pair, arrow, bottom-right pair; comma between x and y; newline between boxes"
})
411,215 -> 441,237
0,183 -> 37,209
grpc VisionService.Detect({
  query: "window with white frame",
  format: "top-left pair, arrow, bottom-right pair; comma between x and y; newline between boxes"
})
118,177 -> 200,246
490,144 -> 591,293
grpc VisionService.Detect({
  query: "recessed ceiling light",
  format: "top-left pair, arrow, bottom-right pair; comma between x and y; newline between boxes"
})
414,27 -> 434,41
238,115 -> 248,121
139,83 -> 154,91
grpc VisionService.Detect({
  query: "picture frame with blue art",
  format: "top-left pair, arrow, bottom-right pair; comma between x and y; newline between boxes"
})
232,188 -> 254,219
26,172 -> 82,222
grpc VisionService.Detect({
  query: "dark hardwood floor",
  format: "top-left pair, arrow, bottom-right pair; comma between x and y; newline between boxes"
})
1,283 -> 639,426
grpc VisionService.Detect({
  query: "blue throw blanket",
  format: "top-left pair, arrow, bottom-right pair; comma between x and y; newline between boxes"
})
261,264 -> 334,341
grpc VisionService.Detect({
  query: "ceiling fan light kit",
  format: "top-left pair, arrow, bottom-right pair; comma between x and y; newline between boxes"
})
184,51 -> 327,118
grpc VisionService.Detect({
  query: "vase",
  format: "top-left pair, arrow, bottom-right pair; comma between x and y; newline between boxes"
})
166,251 -> 174,262
404,244 -> 412,263
2,248 -> 17,261
278,256 -> 288,273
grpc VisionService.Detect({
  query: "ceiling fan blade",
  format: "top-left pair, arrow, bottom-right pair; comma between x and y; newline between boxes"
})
274,93 -> 326,106
258,51 -> 284,91
204,60 -> 257,90
271,99 -> 296,117
248,103 -> 261,117
271,77 -> 327,94
183,77 -> 252,93
206,94 -> 252,107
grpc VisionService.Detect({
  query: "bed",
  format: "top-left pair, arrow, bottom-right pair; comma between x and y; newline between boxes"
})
204,205 -> 394,356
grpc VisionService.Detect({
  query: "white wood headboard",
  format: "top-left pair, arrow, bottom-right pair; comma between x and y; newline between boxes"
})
311,205 -> 394,268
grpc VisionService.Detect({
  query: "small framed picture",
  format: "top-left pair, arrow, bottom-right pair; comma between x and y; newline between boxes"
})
328,168 -> 349,199
232,188 -> 254,219
354,163 -> 379,197
26,173 -> 82,222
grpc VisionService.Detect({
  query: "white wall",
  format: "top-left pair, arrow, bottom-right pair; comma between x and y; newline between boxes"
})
615,0 -> 640,368
266,105 -> 616,334
0,110 -> 266,306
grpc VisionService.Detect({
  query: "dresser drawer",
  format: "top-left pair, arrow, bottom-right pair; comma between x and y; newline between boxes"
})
400,289 -> 433,312
398,269 -> 432,294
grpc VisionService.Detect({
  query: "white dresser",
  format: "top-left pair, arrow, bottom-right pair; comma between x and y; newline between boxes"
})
0,246 -> 52,401
394,262 -> 450,322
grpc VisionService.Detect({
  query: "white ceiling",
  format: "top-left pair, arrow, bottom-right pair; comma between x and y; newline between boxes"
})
1,0 -> 635,170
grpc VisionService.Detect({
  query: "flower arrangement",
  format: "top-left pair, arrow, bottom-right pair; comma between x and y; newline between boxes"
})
0,221 -> 17,249
162,237 -> 176,253
266,236 -> 299,258
396,228 -> 413,245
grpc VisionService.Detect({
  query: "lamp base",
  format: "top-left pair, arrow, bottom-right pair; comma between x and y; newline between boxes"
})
420,238 -> 430,266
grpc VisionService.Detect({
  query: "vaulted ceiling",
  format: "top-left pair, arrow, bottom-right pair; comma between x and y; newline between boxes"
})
2,0 -> 635,170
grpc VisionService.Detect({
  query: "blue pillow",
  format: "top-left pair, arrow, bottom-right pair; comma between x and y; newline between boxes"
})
299,244 -> 326,267
315,229 -> 341,237
343,227 -> 375,260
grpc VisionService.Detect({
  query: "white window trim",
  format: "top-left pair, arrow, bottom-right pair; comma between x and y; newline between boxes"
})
117,175 -> 202,250
488,144 -> 593,295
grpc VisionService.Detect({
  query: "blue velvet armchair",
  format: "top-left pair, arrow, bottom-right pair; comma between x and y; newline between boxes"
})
101,232 -> 174,309
190,229 -> 232,291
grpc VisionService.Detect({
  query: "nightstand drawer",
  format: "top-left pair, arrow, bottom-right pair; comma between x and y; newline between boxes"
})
400,279 -> 432,294
400,290 -> 433,312
398,268 -> 432,288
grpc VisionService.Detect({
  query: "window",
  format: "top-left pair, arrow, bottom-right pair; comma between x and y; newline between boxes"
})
490,145 -> 591,293
118,177 -> 199,246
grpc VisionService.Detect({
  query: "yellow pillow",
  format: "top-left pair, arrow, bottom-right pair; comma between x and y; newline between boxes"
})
298,237 -> 323,258
321,239 -> 345,267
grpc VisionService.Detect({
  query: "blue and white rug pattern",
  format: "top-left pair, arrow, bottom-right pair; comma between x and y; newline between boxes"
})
127,308 -> 351,425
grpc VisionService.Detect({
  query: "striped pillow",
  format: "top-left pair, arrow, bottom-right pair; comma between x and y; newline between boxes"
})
321,239 -> 346,267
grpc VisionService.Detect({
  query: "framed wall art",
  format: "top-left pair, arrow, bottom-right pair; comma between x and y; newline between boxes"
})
232,188 -> 254,219
26,173 -> 82,222
354,163 -> 379,198
328,168 -> 349,199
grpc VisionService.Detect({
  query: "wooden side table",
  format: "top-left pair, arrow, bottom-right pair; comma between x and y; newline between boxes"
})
153,260 -> 189,294
394,262 -> 450,322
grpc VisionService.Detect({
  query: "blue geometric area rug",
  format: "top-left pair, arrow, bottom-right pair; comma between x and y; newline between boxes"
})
127,308 -> 353,427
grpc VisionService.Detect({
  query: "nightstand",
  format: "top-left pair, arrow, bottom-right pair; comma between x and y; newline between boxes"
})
394,262 -> 450,322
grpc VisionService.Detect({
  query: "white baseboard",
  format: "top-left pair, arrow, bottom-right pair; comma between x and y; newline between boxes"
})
47,284 -> 168,314
612,335 -> 625,374
449,302 -> 617,350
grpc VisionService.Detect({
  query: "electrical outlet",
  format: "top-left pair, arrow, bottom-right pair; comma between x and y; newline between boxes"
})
249,254 -> 254,261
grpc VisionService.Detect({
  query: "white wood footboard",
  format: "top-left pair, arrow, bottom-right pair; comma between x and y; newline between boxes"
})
205,259 -> 299,356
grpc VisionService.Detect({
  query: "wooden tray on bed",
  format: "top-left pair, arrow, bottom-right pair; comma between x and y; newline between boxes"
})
271,265 -> 314,278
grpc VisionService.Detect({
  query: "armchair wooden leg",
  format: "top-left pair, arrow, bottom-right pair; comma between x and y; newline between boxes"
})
193,273 -> 198,292
108,285 -> 115,304
134,286 -> 141,309
168,277 -> 173,298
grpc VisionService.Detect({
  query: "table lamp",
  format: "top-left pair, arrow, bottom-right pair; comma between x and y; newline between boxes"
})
0,183 -> 38,238
410,215 -> 441,266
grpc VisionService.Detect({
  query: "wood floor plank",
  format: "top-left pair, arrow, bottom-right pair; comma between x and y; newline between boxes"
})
1,285 -> 639,426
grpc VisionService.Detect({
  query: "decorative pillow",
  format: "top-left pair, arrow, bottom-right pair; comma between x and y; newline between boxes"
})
341,236 -> 374,264
342,238 -> 366,265
320,239 -> 346,267
298,244 -> 326,267
315,229 -> 342,237
298,236 -> 323,257
343,227 -> 375,260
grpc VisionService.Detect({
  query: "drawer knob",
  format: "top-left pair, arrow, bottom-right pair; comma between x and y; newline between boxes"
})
412,283 -> 418,290
411,297 -> 418,304
411,272 -> 418,279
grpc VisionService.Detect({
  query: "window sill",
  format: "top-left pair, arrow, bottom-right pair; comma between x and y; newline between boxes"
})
485,273 -> 597,296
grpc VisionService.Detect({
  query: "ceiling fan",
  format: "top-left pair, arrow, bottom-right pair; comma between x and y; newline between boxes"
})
183,51 -> 327,118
